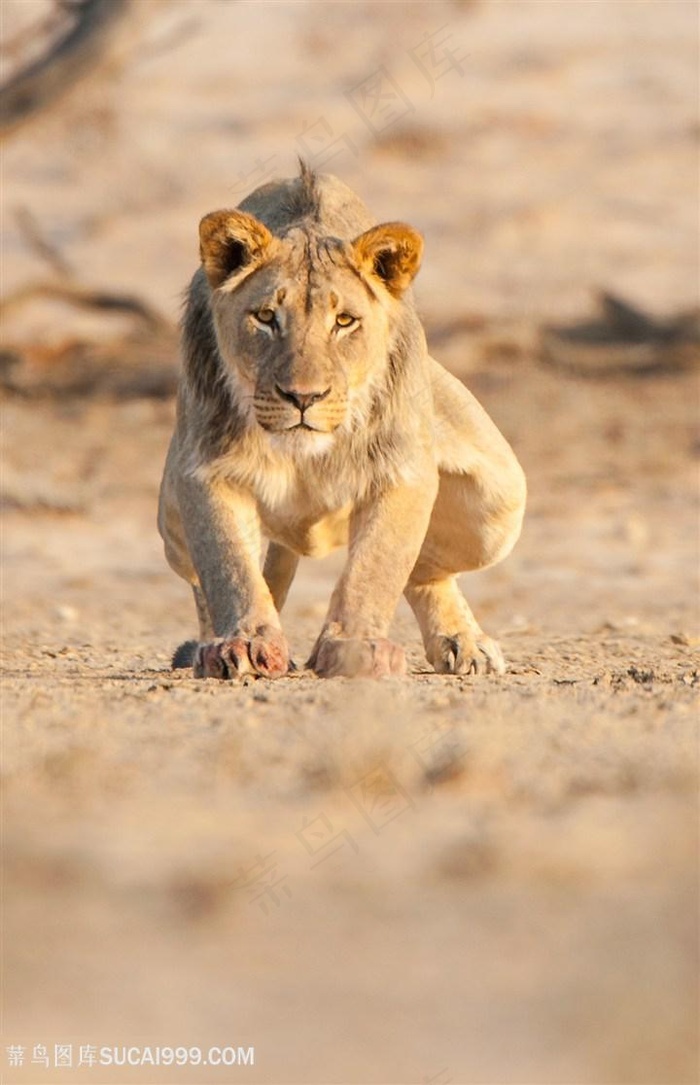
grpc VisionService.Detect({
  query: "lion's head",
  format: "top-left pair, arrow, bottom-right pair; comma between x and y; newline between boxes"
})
197,205 -> 423,450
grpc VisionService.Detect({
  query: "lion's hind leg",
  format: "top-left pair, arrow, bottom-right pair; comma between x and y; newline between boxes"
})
263,543 -> 299,612
405,578 -> 505,675
405,467 -> 523,676
405,364 -> 526,676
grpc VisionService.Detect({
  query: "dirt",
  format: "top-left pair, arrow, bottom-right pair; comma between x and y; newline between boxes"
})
1,2 -> 698,1084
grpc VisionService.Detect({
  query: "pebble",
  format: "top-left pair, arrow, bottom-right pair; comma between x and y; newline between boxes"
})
54,605 -> 78,623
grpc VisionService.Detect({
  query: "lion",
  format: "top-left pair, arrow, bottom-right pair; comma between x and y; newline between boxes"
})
158,162 -> 526,679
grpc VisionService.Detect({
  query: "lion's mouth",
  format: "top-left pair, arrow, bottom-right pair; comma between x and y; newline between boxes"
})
259,420 -> 336,434
258,419 -> 311,432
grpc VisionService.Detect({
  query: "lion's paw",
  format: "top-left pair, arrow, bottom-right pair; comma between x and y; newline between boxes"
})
426,632 -> 505,676
193,626 -> 290,680
309,636 -> 406,679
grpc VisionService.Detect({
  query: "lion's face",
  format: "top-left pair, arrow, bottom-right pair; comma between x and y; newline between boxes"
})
199,212 -> 423,447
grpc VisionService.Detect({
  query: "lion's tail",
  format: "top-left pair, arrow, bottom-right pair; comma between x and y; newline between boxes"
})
171,640 -> 199,670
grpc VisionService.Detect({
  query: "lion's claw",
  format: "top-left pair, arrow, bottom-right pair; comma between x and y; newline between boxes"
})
427,632 -> 505,676
309,636 -> 407,678
193,626 -> 290,680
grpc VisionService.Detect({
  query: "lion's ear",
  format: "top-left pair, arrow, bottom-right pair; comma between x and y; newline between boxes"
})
352,222 -> 423,298
199,210 -> 273,289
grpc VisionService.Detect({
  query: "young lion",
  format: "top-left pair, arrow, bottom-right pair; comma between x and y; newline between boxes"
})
158,164 -> 526,679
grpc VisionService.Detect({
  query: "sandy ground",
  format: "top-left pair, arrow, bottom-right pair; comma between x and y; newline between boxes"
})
1,2 -> 699,1084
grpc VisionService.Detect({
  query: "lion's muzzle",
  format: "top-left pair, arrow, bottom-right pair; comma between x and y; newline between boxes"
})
253,383 -> 346,434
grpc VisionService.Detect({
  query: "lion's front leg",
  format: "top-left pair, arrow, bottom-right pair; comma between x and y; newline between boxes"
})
308,475 -> 438,678
176,474 -> 291,680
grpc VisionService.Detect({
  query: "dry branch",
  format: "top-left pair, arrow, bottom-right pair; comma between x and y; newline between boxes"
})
0,0 -> 130,137
0,280 -> 172,334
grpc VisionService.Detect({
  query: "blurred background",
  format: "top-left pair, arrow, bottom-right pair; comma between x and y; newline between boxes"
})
1,2 -> 698,1084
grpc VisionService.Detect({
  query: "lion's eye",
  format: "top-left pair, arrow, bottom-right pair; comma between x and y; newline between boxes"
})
254,308 -> 276,325
335,312 -> 357,328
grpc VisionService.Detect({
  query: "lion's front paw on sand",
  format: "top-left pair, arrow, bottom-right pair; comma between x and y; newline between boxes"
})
308,636 -> 407,678
191,627 -> 290,680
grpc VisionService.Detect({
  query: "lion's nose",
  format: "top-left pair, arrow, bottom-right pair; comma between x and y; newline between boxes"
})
275,385 -> 331,413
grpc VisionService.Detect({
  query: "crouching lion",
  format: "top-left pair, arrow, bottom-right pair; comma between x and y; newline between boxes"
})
158,163 -> 526,679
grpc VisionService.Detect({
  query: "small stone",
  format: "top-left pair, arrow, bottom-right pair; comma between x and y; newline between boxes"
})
54,605 -> 78,623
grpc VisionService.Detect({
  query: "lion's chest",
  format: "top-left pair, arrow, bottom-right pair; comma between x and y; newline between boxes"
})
260,500 -> 352,557
251,460 -> 356,558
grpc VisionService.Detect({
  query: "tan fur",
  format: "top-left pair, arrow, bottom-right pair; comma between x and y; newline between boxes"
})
158,164 -> 526,678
